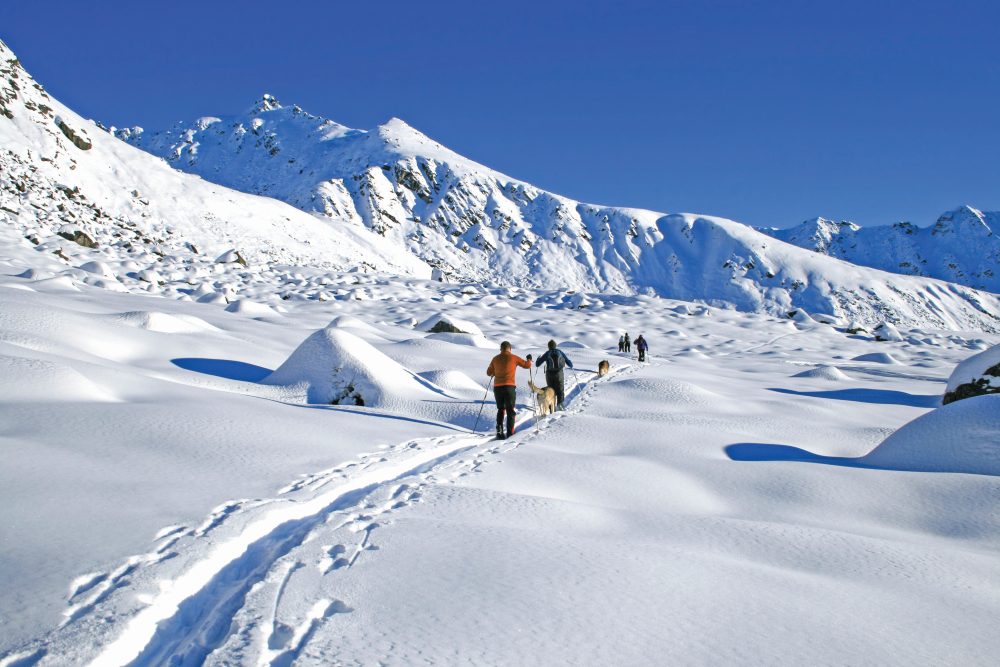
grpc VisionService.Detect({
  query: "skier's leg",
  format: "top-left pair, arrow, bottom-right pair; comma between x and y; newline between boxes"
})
493,387 -> 505,437
503,387 -> 517,436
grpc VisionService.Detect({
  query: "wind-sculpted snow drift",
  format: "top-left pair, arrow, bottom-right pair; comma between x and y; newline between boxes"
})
1,37 -> 1000,332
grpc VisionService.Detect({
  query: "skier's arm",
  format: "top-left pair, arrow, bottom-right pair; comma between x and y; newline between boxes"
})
563,351 -> 573,368
534,351 -> 546,368
517,355 -> 531,369
486,359 -> 495,377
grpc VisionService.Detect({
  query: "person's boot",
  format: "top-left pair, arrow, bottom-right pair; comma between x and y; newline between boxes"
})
496,423 -> 505,439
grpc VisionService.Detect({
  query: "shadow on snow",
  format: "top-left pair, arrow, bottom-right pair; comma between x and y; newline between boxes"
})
768,387 -> 940,408
172,357 -> 273,383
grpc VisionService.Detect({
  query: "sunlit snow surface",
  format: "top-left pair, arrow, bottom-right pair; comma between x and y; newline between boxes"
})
2,36 -> 1000,667
2,225 -> 999,665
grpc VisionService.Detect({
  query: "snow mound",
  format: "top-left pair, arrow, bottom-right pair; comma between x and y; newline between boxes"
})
860,395 -> 1000,476
328,315 -> 382,333
676,348 -> 709,359
79,261 -> 115,278
418,370 -> 485,397
559,341 -> 588,349
0,354 -> 118,402
614,377 -> 720,405
792,365 -> 850,380
13,268 -> 52,280
262,328 -> 448,408
852,352 -> 900,364
111,311 -> 217,334
425,331 -> 495,348
943,344 -> 1000,404
196,292 -> 229,305
873,322 -> 904,342
225,299 -> 280,318
417,313 -> 483,336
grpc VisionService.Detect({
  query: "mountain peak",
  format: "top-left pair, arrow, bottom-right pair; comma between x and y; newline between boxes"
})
248,93 -> 282,115
0,38 -> 17,63
933,205 -> 992,236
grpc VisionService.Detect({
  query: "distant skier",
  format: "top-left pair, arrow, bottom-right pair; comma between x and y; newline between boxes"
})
486,341 -> 532,439
624,333 -> 631,354
618,335 -> 625,353
535,339 -> 574,411
635,334 -> 648,362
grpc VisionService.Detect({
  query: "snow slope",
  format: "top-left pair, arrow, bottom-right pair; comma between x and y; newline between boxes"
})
761,207 -> 1000,293
2,35 -> 1000,667
2,228 -> 999,663
113,89 -> 1000,331
0,40 -> 428,280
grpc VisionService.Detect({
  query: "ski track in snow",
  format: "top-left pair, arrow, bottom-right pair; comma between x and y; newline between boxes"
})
26,368 -> 622,666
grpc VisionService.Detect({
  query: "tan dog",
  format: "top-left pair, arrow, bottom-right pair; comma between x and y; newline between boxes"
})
528,380 -> 557,416
597,360 -> 610,377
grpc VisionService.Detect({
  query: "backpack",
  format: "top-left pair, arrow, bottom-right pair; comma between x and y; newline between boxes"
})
545,350 -> 566,373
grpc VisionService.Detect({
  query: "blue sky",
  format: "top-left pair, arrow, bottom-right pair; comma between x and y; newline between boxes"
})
5,0 -> 998,228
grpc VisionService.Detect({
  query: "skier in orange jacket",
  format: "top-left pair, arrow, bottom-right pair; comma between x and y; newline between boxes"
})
487,340 -> 532,439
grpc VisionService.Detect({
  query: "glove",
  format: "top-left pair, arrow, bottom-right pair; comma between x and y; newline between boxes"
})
526,354 -> 533,361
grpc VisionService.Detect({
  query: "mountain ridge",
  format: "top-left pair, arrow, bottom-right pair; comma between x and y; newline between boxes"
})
2,37 -> 999,332
760,205 -> 1000,292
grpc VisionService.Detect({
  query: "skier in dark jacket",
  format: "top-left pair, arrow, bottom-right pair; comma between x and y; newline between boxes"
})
624,333 -> 631,353
535,339 -> 574,411
635,335 -> 648,362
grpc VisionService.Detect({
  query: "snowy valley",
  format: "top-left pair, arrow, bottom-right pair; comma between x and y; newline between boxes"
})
2,36 -> 1000,667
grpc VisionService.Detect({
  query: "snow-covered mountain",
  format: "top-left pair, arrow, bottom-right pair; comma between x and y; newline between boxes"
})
0,41 -> 428,280
114,91 -> 1000,330
760,208 -> 1000,293
3,37 -> 1000,332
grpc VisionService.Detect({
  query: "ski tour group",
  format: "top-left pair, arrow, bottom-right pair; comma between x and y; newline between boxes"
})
483,333 -> 649,440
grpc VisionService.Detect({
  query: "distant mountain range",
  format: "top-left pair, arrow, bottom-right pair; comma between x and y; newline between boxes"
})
759,207 -> 1000,292
2,37 -> 999,331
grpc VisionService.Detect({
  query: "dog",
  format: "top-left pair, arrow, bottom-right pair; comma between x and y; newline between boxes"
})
527,380 -> 558,416
597,360 -> 610,377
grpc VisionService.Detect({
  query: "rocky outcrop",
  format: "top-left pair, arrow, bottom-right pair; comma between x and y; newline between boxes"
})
55,116 -> 92,150
57,229 -> 97,248
943,345 -> 1000,405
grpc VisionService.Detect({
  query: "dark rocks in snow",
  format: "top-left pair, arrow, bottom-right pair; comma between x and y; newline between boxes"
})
54,116 -> 92,150
943,348 -> 1000,405
943,367 -> 1000,405
427,319 -> 466,334
215,249 -> 248,267
57,229 -> 96,248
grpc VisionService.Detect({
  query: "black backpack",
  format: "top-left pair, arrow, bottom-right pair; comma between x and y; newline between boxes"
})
545,350 -> 566,373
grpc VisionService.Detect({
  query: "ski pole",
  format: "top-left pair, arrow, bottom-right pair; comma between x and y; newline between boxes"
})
528,365 -> 539,433
472,376 -> 493,435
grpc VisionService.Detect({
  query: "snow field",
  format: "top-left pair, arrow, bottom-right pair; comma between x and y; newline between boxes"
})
2,244 -> 999,664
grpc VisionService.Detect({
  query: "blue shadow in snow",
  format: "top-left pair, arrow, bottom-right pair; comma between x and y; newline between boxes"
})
768,387 -> 939,408
172,357 -> 273,383
725,443 -> 873,469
